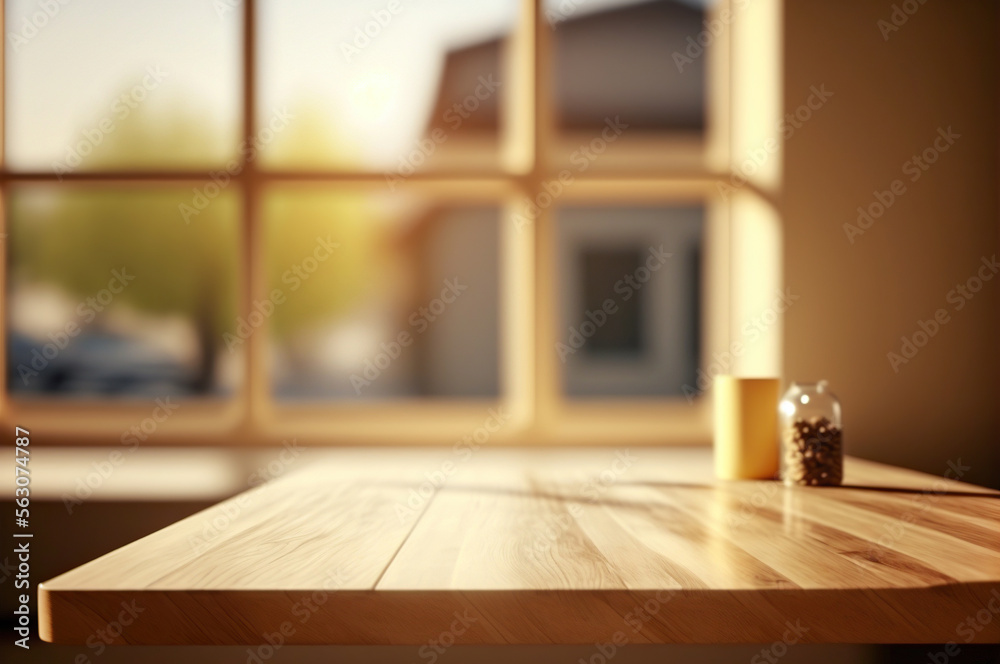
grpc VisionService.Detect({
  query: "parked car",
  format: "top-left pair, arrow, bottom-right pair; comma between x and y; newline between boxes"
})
8,330 -> 195,397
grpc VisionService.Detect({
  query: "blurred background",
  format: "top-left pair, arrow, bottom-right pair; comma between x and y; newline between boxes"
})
6,0 -> 708,403
1,0 -> 998,662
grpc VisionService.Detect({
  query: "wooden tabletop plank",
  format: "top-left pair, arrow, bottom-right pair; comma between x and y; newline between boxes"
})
40,451 -> 438,592
379,473 -> 634,590
830,491 -> 1000,553
781,490 -> 1000,581
39,448 -> 1000,645
556,483 -> 797,590
657,484 -> 962,590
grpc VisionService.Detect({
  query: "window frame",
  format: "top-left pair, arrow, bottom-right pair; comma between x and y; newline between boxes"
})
0,0 -> 769,446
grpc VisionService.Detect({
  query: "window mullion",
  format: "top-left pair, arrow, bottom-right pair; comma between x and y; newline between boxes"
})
242,0 -> 270,432
529,0 -> 560,437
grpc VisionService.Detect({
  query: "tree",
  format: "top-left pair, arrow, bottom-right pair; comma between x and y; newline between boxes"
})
13,93 -> 384,393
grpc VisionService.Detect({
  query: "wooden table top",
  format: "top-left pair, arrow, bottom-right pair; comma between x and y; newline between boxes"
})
39,447 -> 1000,645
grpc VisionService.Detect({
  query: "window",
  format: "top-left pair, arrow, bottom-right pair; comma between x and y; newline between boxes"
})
2,0 -> 781,445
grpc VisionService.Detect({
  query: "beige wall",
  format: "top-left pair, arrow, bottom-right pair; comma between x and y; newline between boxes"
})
783,0 -> 999,487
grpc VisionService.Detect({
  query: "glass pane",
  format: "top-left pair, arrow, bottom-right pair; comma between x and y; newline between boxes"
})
557,206 -> 703,398
5,0 -> 241,171
265,188 -> 500,399
257,0 -> 515,171
547,0 -> 707,131
7,187 -> 240,398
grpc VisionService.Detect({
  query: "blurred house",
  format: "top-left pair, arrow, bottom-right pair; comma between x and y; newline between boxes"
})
427,0 -> 705,134
393,207 -> 501,398
404,0 -> 706,398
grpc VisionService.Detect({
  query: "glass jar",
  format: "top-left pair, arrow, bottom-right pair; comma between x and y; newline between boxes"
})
779,380 -> 843,486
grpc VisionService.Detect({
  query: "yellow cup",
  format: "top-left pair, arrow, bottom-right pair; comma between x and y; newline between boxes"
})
713,376 -> 780,480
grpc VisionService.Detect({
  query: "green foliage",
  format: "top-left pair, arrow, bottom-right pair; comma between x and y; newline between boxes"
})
13,93 -> 385,342
12,187 -> 239,337
264,189 -> 383,339
83,101 -> 232,170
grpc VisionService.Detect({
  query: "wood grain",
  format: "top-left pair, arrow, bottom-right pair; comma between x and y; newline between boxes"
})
39,448 -> 1000,645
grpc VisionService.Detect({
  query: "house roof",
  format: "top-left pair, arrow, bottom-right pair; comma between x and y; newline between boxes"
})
426,0 -> 706,135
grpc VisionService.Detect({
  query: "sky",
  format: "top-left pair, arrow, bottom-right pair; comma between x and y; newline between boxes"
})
6,0 -> 713,170
6,0 -> 240,169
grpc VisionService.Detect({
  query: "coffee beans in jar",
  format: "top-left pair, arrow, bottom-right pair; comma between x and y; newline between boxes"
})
782,416 -> 843,486
778,381 -> 844,486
